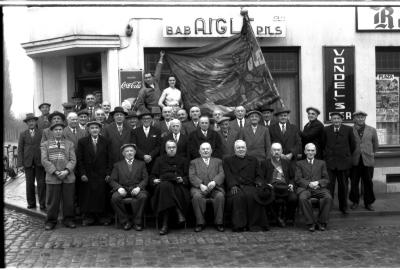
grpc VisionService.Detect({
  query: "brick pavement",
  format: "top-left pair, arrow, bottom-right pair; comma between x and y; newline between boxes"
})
4,209 -> 400,267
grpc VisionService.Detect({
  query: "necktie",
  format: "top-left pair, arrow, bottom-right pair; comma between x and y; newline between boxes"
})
57,141 -> 60,149
308,159 -> 313,165
128,160 -> 133,172
72,128 -> 76,134
93,139 -> 97,154
252,126 -> 257,134
144,128 -> 149,137
173,134 -> 178,142
204,158 -> 209,166
166,121 -> 170,130
30,129 -> 35,138
194,122 -> 198,127
117,126 -> 123,135
203,131 -> 207,137
239,120 -> 243,128
282,123 -> 286,135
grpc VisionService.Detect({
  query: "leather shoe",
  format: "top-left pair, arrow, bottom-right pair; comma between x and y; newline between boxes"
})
82,218 -> 95,226
159,225 -> 169,235
45,223 -> 55,230
350,203 -> 359,210
194,225 -> 203,232
27,205 -> 36,209
319,223 -> 327,231
277,217 -> 286,228
365,204 -> 375,211
308,224 -> 315,232
263,226 -> 270,231
123,222 -> 132,230
64,221 -> 76,229
216,225 -> 225,232
133,224 -> 143,231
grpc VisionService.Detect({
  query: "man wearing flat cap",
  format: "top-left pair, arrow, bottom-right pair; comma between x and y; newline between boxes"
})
269,107 -> 302,170
240,110 -> 271,162
301,107 -> 324,159
103,106 -> 132,165
37,102 -> 51,130
77,121 -> 113,226
41,122 -> 76,230
108,143 -> 149,231
41,111 -> 66,143
322,112 -> 356,215
18,113 -> 46,210
77,109 -> 90,131
350,111 -> 379,211
258,104 -> 275,127
217,116 -> 241,159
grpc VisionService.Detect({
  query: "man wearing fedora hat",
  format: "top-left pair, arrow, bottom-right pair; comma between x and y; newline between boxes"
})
322,112 -> 356,215
258,104 -> 275,127
301,107 -> 324,159
41,122 -> 76,230
18,113 -> 46,210
103,106 -> 132,165
240,110 -> 271,162
217,116 -> 241,159
37,102 -> 51,130
269,107 -> 302,170
41,111 -> 66,143
350,111 -> 379,211
77,121 -> 113,226
126,111 -> 140,130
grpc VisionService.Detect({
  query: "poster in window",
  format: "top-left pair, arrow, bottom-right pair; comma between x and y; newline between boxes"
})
120,70 -> 143,106
376,74 -> 399,123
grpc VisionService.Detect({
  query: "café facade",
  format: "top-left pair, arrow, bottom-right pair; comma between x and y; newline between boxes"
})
20,3 -> 400,192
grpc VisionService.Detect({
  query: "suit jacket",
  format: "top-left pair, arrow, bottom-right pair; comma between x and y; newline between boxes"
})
269,122 -> 302,161
77,135 -> 112,178
188,128 -> 222,160
63,126 -> 87,151
17,128 -> 43,168
295,159 -> 330,195
103,122 -> 133,165
41,127 -> 54,143
218,128 -> 241,158
104,114 -> 113,124
183,120 -> 199,136
352,125 -> 379,167
301,119 -> 324,159
189,157 -> 225,192
40,139 -> 76,184
134,62 -> 162,112
157,120 -> 171,138
108,159 -> 148,193
262,158 -> 294,185
260,119 -> 276,128
37,115 -> 50,130
229,118 -> 249,134
322,124 -> 356,170
223,155 -> 263,190
131,125 -> 161,161
240,124 -> 271,161
161,132 -> 189,159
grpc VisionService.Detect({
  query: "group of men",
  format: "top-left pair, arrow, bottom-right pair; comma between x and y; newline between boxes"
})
18,87 -> 379,234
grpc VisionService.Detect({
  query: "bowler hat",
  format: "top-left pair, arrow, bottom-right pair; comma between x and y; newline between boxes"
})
49,122 -> 65,130
306,107 -> 321,115
151,107 -> 162,115
110,106 -> 128,117
217,116 -> 231,125
138,109 -> 153,119
120,143 -> 137,152
77,109 -> 89,116
353,110 -> 368,117
273,182 -> 289,198
86,121 -> 102,128
23,113 -> 38,123
246,110 -> 262,118
274,107 -> 291,116
38,102 -> 51,109
330,112 -> 344,119
126,111 -> 138,119
258,104 -> 274,112
253,184 -> 275,206
48,111 -> 66,122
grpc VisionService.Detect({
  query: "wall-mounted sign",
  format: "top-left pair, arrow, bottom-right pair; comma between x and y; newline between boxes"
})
376,74 -> 399,123
324,46 -> 355,123
120,70 -> 142,103
357,7 -> 400,31
163,14 -> 286,37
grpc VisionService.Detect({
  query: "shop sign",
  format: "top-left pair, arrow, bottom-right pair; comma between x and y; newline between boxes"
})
163,15 -> 286,37
376,74 -> 399,123
324,46 -> 355,123
357,7 -> 400,31
120,70 -> 142,103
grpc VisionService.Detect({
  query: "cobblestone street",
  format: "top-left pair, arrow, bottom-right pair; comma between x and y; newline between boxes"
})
4,209 -> 400,267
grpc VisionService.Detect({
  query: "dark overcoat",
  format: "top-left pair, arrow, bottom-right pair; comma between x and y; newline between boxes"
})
188,128 -> 222,160
103,122 -> 132,165
301,119 -> 324,159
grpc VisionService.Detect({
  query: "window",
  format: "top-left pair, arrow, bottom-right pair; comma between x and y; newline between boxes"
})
376,47 -> 400,146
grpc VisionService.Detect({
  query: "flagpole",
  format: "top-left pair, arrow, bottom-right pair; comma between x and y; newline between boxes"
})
240,8 -> 286,108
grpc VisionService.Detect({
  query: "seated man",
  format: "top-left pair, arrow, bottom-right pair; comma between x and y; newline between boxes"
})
223,140 -> 272,232
262,142 -> 297,227
295,143 -> 333,232
108,144 -> 149,231
189,142 -> 225,232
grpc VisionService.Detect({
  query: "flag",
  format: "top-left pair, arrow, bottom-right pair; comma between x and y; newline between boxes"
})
166,12 -> 282,115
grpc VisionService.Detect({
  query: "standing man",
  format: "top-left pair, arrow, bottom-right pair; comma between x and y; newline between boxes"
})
177,109 -> 188,124
63,112 -> 87,148
240,110 -> 271,162
350,111 -> 379,211
82,94 -> 98,121
229,106 -> 248,133
126,111 -> 139,130
62,102 -> 75,116
258,105 -> 275,127
183,106 -> 201,136
158,106 -> 173,138
37,102 -> 51,130
41,111 -> 66,142
17,113 -> 46,210
217,117 -> 241,159
322,112 -> 356,215
102,101 -> 113,124
103,106 -> 132,165
269,108 -> 302,170
188,115 -> 222,160
77,121 -> 113,226
189,143 -> 225,232
134,51 -> 164,112
295,143 -> 333,232
161,119 -> 189,159
41,122 -> 76,230
301,107 -> 324,159
151,107 -> 162,127
212,109 -> 223,132
77,109 -> 90,131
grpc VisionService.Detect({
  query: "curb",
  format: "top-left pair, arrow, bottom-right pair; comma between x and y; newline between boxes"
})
5,202 -> 46,220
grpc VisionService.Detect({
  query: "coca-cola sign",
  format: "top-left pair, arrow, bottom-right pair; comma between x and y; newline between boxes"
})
120,70 -> 143,102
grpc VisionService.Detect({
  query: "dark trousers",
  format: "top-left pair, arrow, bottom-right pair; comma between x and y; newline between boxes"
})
111,190 -> 148,225
350,158 -> 375,206
25,166 -> 46,207
328,169 -> 349,211
46,183 -> 75,225
272,191 -> 298,221
298,188 -> 333,225
191,188 -> 225,225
